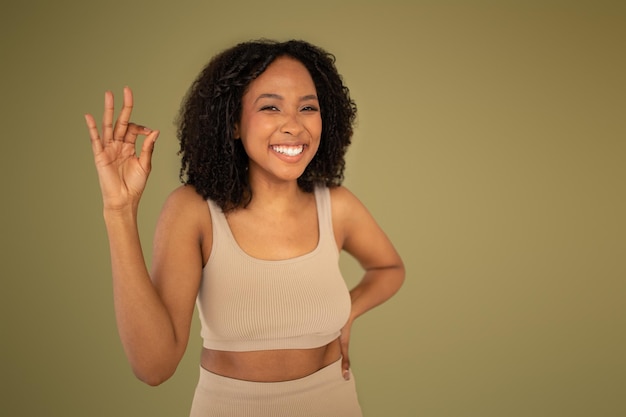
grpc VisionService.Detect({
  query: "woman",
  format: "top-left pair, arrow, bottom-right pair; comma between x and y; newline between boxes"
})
85,39 -> 404,416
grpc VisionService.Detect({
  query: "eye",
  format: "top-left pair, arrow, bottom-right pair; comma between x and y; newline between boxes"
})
301,105 -> 319,112
260,105 -> 279,112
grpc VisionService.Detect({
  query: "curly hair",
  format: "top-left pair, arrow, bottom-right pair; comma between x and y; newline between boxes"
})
176,39 -> 357,212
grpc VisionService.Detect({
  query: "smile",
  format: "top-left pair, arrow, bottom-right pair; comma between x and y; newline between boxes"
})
271,145 -> 305,156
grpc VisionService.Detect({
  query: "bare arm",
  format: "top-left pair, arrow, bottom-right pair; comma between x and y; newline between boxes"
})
102,189 -> 205,386
331,186 -> 405,378
85,89 -> 205,385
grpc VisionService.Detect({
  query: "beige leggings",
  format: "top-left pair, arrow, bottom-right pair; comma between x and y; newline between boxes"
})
189,357 -> 362,417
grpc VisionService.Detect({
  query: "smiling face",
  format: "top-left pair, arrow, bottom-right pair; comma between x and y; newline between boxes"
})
235,56 -> 322,187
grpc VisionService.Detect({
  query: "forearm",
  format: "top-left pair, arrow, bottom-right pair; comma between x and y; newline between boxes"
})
348,263 -> 405,323
103,208 -> 181,384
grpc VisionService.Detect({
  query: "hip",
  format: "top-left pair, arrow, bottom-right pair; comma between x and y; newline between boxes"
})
189,357 -> 362,417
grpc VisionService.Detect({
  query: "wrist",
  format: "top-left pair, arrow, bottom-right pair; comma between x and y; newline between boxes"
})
103,205 -> 139,223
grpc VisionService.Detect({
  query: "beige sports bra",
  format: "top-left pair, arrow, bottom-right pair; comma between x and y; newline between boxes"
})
196,186 -> 351,352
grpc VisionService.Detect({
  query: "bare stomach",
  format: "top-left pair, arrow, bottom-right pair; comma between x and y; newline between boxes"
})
201,337 -> 341,382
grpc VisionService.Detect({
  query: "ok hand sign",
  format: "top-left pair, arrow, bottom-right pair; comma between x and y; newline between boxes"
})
84,87 -> 159,211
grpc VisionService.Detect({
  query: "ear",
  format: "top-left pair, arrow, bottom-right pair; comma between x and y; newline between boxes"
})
233,122 -> 240,140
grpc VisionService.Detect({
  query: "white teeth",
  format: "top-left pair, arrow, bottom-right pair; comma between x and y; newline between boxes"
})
272,145 -> 304,156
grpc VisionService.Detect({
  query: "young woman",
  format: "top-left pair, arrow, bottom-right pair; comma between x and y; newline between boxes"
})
85,39 -> 404,417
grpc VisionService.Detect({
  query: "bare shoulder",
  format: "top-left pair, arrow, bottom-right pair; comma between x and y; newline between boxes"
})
329,185 -> 402,270
160,185 -> 210,221
328,186 -> 373,250
328,184 -> 356,202
154,185 -> 212,265
158,185 -> 211,240
329,185 -> 370,222
164,184 -> 208,208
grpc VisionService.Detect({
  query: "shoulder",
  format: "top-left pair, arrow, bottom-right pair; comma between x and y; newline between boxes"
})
159,185 -> 212,232
163,185 -> 208,211
328,186 -> 402,270
157,185 -> 212,263
328,185 -> 367,218
328,186 -> 372,248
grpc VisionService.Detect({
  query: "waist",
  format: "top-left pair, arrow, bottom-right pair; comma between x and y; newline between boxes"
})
200,338 -> 341,382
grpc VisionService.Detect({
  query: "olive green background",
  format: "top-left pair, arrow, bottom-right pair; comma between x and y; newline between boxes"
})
2,1 -> 624,416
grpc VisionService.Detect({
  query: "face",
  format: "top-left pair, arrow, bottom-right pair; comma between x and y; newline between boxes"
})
235,56 -> 322,186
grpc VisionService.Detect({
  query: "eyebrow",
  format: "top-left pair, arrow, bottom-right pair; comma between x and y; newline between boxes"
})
254,93 -> 318,103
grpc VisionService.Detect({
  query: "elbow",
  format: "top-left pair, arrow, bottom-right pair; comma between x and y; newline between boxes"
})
130,362 -> 176,387
394,262 -> 406,292
385,258 -> 405,296
137,373 -> 170,387
122,342 -> 184,386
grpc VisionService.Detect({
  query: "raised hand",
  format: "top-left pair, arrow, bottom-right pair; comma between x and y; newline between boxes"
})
85,87 -> 159,211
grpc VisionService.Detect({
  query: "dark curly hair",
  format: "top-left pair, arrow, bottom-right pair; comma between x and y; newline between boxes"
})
176,39 -> 357,212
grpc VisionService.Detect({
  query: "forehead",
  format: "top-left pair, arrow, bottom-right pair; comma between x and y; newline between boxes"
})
245,56 -> 316,96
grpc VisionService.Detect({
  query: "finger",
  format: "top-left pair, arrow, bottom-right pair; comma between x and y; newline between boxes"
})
84,113 -> 104,155
102,91 -> 115,143
340,337 -> 351,380
113,86 -> 134,141
341,353 -> 351,381
138,129 -> 159,173
123,123 -> 151,145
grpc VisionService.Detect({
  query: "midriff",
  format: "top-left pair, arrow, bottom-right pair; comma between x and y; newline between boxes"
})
200,337 -> 341,382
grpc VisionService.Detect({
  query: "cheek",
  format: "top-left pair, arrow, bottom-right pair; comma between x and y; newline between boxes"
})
309,132 -> 322,154
247,114 -> 276,135
308,116 -> 323,137
239,115 -> 271,141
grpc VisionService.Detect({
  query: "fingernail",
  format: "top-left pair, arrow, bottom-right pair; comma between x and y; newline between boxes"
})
343,370 -> 350,381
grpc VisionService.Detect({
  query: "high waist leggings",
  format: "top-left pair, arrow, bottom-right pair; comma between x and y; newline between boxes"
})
189,357 -> 363,417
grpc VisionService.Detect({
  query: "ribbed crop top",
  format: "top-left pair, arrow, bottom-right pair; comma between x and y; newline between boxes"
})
196,186 -> 352,352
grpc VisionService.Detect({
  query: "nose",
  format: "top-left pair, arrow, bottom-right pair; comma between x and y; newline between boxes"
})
280,112 -> 304,136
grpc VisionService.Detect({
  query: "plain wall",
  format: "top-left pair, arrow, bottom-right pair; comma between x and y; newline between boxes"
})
2,1 -> 624,416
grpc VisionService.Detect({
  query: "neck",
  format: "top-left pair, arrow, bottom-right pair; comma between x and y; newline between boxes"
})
246,178 -> 308,213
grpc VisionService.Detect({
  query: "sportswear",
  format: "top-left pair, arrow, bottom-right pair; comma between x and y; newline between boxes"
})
196,186 -> 351,352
